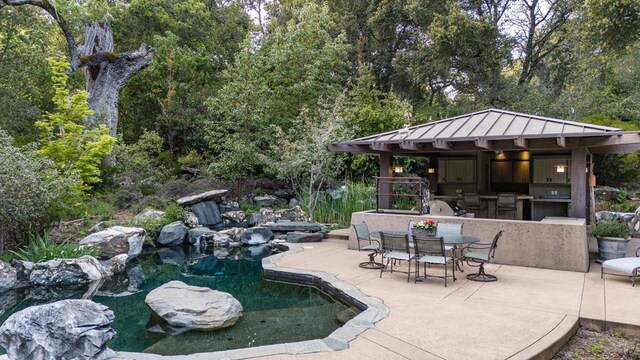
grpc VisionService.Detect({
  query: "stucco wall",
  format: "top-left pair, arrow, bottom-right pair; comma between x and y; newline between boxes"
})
350,212 -> 589,272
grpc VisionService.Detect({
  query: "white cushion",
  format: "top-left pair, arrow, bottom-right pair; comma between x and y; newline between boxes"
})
417,255 -> 451,265
464,252 -> 490,262
384,251 -> 414,261
602,257 -> 640,274
361,243 -> 380,251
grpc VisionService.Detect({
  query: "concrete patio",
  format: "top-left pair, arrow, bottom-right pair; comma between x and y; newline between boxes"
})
260,239 -> 640,360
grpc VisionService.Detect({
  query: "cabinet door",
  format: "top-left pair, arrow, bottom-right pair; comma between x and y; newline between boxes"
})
446,159 -> 475,183
438,159 -> 447,183
458,159 -> 475,182
534,158 -> 568,183
491,161 -> 513,183
549,159 -> 568,183
532,159 -> 550,183
513,161 -> 530,183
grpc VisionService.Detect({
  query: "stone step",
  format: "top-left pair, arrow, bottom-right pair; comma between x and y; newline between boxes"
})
264,222 -> 322,232
325,229 -> 349,241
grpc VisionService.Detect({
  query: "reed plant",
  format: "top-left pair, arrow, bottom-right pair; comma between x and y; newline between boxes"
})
301,182 -> 376,226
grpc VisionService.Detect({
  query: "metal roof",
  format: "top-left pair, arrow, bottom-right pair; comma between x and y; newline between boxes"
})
347,109 -> 619,144
328,108 -> 640,154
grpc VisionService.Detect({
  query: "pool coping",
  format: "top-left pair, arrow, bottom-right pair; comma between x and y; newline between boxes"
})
114,243 -> 390,359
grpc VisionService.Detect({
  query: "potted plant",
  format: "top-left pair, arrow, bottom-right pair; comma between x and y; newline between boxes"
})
590,220 -> 631,263
413,218 -> 437,236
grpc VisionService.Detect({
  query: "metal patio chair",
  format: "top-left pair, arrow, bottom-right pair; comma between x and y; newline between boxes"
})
462,230 -> 504,282
601,247 -> 640,286
413,234 -> 455,287
496,193 -> 517,219
352,222 -> 383,269
436,222 -> 462,256
463,193 -> 487,215
379,232 -> 414,282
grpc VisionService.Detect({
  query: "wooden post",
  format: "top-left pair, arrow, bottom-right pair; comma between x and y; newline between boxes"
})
379,153 -> 392,210
570,147 -> 588,219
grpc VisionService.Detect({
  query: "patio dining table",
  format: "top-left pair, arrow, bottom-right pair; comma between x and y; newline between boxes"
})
377,231 -> 481,272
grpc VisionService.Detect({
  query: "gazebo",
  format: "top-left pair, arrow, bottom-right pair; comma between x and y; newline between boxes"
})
329,108 -> 640,221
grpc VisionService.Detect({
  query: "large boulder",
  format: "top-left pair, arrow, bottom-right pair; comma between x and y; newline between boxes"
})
176,189 -> 228,206
218,227 -> 246,241
594,186 -> 624,202
222,210 -> 246,224
184,211 -> 199,228
256,206 -> 307,225
187,227 -> 217,245
145,281 -> 242,335
79,226 -> 146,259
265,221 -> 322,232
156,221 -> 188,246
0,299 -> 116,360
30,256 -> 104,288
241,227 -> 274,245
286,232 -> 324,243
135,209 -> 166,221
10,260 -> 33,285
253,195 -> 280,207
0,262 -> 17,291
189,201 -> 222,227
628,205 -> 640,235
100,254 -> 128,278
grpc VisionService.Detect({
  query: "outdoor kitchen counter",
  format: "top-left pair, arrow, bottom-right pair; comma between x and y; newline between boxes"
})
434,194 -> 533,220
350,211 -> 589,272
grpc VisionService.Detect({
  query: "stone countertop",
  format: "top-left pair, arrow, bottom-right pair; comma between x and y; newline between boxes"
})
531,198 -> 571,203
434,194 -> 534,200
539,217 -> 585,225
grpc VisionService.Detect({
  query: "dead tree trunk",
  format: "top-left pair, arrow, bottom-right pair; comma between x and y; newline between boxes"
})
0,1 -> 154,136
79,21 -> 154,135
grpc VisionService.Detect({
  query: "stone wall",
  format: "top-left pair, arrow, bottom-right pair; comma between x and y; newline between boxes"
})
350,212 -> 589,272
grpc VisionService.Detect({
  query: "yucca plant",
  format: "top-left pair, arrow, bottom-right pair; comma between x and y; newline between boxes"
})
9,231 -> 100,263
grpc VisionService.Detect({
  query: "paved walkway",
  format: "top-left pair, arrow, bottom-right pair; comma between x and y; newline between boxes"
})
261,239 -> 640,360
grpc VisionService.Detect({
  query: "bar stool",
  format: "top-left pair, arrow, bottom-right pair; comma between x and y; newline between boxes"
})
496,192 -> 517,219
463,193 -> 487,216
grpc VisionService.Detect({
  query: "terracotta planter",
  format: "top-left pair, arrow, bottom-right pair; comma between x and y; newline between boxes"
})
596,236 -> 630,264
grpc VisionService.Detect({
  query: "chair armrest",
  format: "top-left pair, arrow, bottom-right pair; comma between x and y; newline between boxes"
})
636,246 -> 640,257
369,231 -> 382,240
465,242 -> 492,251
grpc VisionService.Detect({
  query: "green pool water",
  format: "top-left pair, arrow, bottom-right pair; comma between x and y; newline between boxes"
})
0,247 -> 350,355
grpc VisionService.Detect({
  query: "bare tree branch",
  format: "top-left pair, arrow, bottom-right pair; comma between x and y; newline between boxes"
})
1,0 -> 80,71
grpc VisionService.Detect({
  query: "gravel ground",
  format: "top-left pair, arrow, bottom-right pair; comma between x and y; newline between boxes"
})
553,328 -> 640,359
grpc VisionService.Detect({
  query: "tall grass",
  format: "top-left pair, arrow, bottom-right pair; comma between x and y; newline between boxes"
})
302,182 -> 376,226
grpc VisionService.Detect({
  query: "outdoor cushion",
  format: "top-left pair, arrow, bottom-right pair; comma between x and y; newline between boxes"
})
464,251 -> 490,262
384,251 -> 414,261
602,257 -> 640,274
361,243 -> 380,251
417,255 -> 451,265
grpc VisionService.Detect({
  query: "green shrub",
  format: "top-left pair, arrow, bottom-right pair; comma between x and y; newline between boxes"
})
77,195 -> 118,222
9,232 -> 100,263
164,203 -> 185,223
138,182 -> 160,196
605,201 -> 638,213
177,150 -> 205,168
114,188 -> 143,209
0,130 -> 82,250
591,220 -> 631,238
132,195 -> 171,213
112,130 -> 167,188
36,58 -> 115,189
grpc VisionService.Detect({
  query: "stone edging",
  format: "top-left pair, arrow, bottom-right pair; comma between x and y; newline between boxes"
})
114,243 -> 389,360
